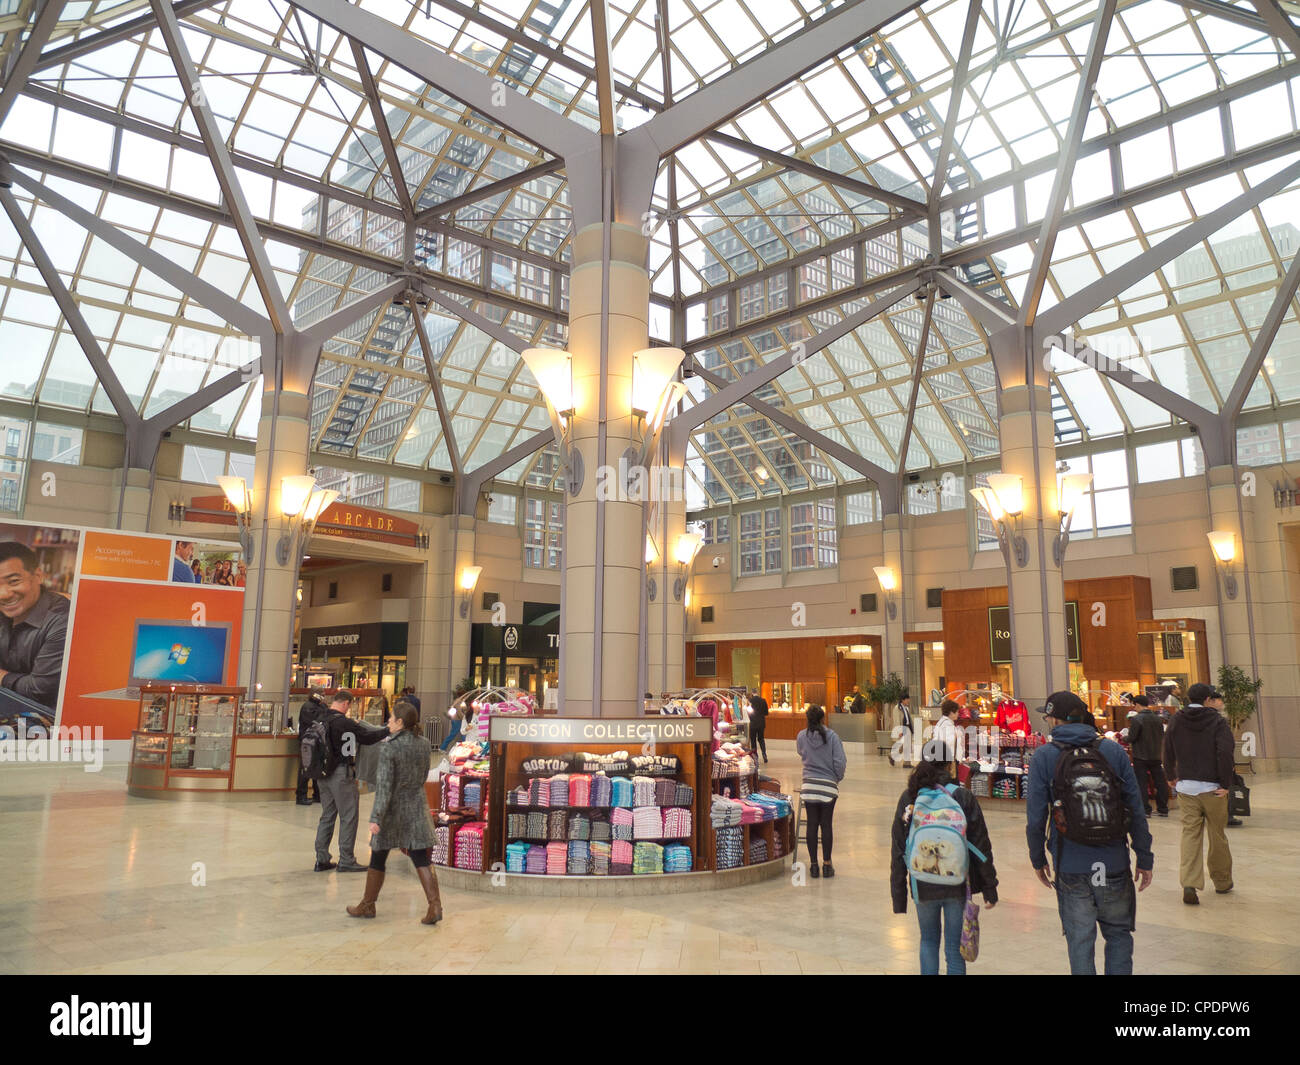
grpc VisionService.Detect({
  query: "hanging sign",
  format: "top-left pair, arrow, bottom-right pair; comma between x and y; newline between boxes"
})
989,606 -> 1012,665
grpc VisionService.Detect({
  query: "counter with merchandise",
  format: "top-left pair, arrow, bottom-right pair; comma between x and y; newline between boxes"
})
432,715 -> 792,895
128,685 -> 299,800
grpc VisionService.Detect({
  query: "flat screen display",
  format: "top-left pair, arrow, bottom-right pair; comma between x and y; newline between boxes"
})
131,621 -> 230,685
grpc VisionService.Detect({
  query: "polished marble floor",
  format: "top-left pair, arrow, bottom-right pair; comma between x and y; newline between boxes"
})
1,748 -> 1296,975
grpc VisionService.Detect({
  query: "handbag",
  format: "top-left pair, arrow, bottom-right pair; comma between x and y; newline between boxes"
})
959,884 -> 981,963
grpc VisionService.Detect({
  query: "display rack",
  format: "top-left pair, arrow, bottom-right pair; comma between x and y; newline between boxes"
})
959,732 -> 1046,802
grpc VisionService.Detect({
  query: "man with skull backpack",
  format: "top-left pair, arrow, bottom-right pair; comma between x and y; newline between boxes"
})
1026,691 -> 1154,975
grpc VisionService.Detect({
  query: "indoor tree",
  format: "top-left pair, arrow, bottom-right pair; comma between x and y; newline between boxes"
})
866,672 -> 908,732
1216,665 -> 1262,737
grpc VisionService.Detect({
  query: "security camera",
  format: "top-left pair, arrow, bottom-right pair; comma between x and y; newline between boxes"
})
711,555 -> 721,568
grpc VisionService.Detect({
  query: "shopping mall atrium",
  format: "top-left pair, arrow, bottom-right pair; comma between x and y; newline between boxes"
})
0,0 -> 1298,981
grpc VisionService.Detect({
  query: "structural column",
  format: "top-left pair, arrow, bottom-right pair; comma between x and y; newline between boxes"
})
646,468 -> 687,698
880,513 -> 907,690
237,387 -> 310,706
561,222 -> 649,717
111,467 -> 153,531
998,377 -> 1067,719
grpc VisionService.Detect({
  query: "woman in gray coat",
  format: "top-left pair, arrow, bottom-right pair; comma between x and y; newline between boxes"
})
347,704 -> 443,924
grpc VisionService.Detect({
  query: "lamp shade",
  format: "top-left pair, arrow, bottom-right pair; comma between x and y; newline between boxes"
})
459,565 -> 483,592
302,489 -> 339,524
521,347 -> 574,415
1057,472 -> 1093,518
1207,531 -> 1237,565
632,346 -> 686,416
673,530 -> 705,566
279,475 -> 317,517
970,486 -> 1004,521
645,535 -> 659,565
217,475 -> 249,513
985,473 -> 1024,516
872,565 -> 897,592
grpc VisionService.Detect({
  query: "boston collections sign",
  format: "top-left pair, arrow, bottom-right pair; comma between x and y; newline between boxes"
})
490,717 -> 711,744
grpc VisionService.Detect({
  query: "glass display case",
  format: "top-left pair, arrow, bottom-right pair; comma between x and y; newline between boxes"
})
130,731 -> 169,768
237,699 -> 281,735
170,692 -> 237,771
138,691 -> 172,733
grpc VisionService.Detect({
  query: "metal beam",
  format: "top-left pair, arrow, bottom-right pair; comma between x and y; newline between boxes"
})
673,276 -> 922,439
300,278 -> 408,347
705,133 -> 925,215
456,429 -> 552,514
420,288 -> 531,355
33,0 -> 218,71
895,288 -> 936,472
150,0 -> 293,333
1034,154 -> 1300,345
1250,0 -> 1300,53
0,183 -> 139,427
633,0 -> 923,157
141,361 -> 260,435
935,268 -> 1014,332
1223,248 -> 1300,422
589,0 -> 617,136
407,293 -> 463,476
0,144 -> 567,326
3,161 -> 273,337
287,0 -> 592,161
0,0 -> 68,125
349,37 -> 416,221
1166,0 -> 1272,33
1019,0 -> 1116,328
688,360 -> 897,491
929,0 -> 983,252
414,159 -> 563,224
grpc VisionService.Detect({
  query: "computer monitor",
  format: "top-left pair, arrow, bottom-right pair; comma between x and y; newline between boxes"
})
130,620 -> 231,686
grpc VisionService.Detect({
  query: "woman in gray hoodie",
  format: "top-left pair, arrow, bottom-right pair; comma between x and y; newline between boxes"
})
796,705 -> 847,878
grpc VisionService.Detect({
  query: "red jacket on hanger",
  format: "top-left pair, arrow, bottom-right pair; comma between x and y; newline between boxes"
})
996,698 -> 1030,734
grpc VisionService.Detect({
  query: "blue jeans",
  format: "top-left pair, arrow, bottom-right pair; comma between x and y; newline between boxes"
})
1056,871 -> 1136,975
916,896 -> 966,975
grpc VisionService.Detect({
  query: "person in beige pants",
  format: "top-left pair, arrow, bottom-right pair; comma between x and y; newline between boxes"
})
1163,684 -> 1235,905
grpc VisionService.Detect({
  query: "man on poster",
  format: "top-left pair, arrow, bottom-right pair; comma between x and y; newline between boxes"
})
0,541 -> 70,716
171,541 -> 198,583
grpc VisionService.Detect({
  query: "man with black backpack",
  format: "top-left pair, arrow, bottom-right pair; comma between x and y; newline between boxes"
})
1026,691 -> 1154,975
311,690 -> 387,873
295,691 -> 329,806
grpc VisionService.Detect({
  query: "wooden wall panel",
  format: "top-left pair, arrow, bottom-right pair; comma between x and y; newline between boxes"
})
762,639 -> 793,677
942,587 -> 1004,680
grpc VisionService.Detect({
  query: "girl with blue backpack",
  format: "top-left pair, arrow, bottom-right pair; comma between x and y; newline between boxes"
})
890,758 -> 999,974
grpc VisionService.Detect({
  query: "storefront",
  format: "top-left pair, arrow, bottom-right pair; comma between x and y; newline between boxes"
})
685,633 -> 882,740
296,622 -> 408,697
470,604 -> 560,706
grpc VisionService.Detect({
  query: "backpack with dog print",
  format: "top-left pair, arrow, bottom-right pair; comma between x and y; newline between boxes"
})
904,784 -> 986,900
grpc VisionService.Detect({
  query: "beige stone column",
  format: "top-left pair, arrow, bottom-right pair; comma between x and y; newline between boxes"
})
561,222 -> 649,717
998,381 -> 1067,713
646,484 -> 687,697
880,513 -> 907,685
111,467 -> 153,531
237,388 -> 310,705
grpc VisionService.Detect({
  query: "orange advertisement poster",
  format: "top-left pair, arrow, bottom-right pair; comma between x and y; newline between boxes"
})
60,579 -> 244,740
79,531 -> 172,581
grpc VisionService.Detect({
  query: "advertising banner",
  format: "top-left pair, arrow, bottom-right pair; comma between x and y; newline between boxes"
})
0,519 -> 243,747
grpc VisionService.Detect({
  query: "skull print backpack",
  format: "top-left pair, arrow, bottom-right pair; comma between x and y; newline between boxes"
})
1050,741 -> 1128,846
904,784 -> 986,901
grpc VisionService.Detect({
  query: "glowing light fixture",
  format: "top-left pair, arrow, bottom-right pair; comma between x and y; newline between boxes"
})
1207,531 -> 1239,599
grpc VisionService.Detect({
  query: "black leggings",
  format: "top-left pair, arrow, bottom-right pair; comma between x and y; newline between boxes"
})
369,847 -> 431,871
805,799 -> 836,864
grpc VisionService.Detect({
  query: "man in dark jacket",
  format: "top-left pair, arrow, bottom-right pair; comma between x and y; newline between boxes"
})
747,689 -> 769,763
1027,691 -> 1154,975
295,691 -> 329,805
848,684 -> 867,714
1126,695 -> 1168,818
1163,682 -> 1234,905
313,690 -> 387,873
890,765 -> 998,975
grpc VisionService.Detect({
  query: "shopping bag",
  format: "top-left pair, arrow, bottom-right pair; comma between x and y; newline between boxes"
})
959,884 -> 981,963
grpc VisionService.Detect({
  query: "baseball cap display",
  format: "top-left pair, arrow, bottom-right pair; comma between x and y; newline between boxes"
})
1042,691 -> 1088,720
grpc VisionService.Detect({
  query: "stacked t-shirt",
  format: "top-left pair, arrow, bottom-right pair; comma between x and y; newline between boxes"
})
454,822 -> 486,871
528,777 -> 550,806
548,809 -> 567,840
444,774 -> 462,809
664,843 -> 692,873
710,795 -> 743,827
464,780 -> 481,812
568,774 -> 592,806
633,841 -> 664,874
567,840 -> 590,875
508,787 -> 528,807
663,807 -> 692,838
673,782 -> 694,806
590,774 -> 613,808
611,777 -> 634,808
633,806 -> 664,839
526,811 -> 547,839
611,839 -> 634,875
716,826 -> 744,870
525,844 -> 547,875
549,774 -> 570,806
432,825 -> 451,866
506,841 -> 528,873
545,841 -> 567,875
654,779 -> 677,805
508,813 -> 528,839
568,812 -> 591,840
611,807 -> 634,840
632,776 -> 657,806
749,837 -> 769,865
589,840 -> 611,875
590,815 -> 611,841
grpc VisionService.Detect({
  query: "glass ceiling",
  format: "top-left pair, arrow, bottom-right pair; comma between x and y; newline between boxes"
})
0,0 -> 1297,506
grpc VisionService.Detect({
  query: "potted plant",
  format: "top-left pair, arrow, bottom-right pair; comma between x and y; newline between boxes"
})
866,671 -> 907,733
1216,664 -> 1262,748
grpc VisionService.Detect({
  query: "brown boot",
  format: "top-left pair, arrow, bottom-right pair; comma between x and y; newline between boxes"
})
346,868 -> 384,918
416,865 -> 443,925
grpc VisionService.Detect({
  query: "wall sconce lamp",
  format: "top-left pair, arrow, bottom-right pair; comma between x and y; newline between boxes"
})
167,500 -> 187,522
627,347 -> 687,474
276,476 -> 338,566
646,535 -> 660,602
415,530 -> 430,551
971,473 -> 1028,567
1053,472 -> 1093,566
522,347 -> 583,495
459,565 -> 482,618
872,565 -> 898,620
216,474 -> 255,564
1207,531 -> 1238,599
672,527 -> 705,602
